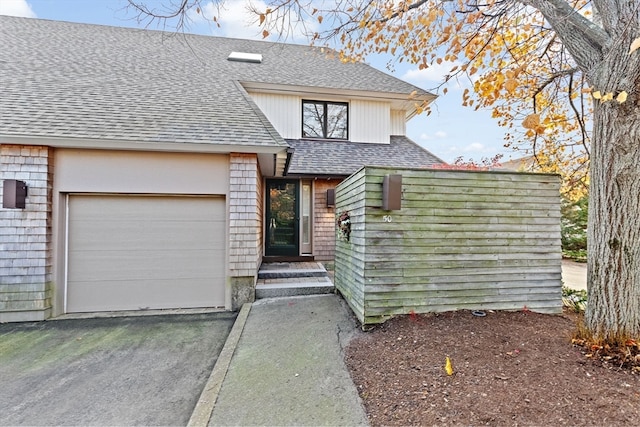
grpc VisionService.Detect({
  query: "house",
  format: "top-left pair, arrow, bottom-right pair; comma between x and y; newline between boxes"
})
0,16 -> 442,322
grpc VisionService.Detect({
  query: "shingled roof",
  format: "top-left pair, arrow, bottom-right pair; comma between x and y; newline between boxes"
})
286,136 -> 444,176
0,16 -> 432,150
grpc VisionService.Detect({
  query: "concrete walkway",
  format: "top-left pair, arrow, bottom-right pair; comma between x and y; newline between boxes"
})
208,295 -> 368,426
562,259 -> 587,291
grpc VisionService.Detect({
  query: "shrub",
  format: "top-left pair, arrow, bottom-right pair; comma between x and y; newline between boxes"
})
561,196 -> 587,261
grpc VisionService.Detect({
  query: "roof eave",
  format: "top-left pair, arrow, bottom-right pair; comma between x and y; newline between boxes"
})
241,81 -> 437,112
0,134 -> 288,155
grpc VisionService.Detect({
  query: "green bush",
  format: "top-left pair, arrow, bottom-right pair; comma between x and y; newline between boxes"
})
561,196 -> 587,261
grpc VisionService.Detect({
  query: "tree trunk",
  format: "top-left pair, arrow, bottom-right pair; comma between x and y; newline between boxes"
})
586,100 -> 640,340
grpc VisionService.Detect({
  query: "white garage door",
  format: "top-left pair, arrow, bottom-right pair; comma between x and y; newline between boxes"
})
66,194 -> 226,313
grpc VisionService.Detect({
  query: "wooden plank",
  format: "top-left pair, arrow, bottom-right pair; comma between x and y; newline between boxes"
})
362,236 -> 560,247
364,225 -> 561,238
400,265 -> 561,277
364,222 -> 559,233
364,292 -> 562,309
363,272 -> 561,287
362,300 -> 563,320
364,253 -> 561,264
363,242 -> 560,255
365,285 -> 561,300
364,280 -> 561,293
364,167 -> 560,181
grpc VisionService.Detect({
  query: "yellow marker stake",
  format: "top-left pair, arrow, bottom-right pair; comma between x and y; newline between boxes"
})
445,357 -> 454,376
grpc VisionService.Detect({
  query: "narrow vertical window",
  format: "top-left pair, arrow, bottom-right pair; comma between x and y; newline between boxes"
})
302,100 -> 348,139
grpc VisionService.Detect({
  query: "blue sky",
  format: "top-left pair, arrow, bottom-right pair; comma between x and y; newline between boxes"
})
1,0 -> 516,163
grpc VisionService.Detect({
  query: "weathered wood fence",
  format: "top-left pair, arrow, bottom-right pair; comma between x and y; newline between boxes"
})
334,166 -> 562,325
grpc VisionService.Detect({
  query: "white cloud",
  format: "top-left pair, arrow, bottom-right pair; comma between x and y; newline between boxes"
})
420,130 -> 447,140
402,61 -> 461,84
0,0 -> 36,18
463,142 -> 486,152
189,0 -> 316,42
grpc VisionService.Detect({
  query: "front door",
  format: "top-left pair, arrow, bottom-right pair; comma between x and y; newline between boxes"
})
265,180 -> 299,256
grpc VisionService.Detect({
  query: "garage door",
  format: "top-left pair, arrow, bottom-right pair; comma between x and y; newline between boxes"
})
66,195 -> 226,313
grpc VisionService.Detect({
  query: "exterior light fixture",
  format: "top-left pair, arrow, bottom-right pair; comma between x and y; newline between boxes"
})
2,179 -> 28,209
326,189 -> 335,208
382,174 -> 402,210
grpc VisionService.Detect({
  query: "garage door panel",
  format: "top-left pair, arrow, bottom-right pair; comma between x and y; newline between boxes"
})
67,195 -> 226,313
69,221 -> 225,251
71,196 -> 225,220
67,278 -> 221,312
68,249 -> 225,281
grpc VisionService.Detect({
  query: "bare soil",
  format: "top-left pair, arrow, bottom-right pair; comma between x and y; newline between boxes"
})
345,310 -> 640,426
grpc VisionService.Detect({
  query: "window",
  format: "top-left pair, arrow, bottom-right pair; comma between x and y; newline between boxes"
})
302,100 -> 348,139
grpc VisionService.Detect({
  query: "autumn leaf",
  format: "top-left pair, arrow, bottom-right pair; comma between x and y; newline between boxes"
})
259,14 -> 266,25
616,91 -> 628,103
522,113 -> 540,129
318,15 -> 324,24
592,91 -> 602,99
601,92 -> 614,102
262,30 -> 270,39
629,37 -> 640,55
504,79 -> 518,93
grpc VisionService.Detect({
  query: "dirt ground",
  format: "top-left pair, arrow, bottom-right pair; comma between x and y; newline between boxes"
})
345,310 -> 640,426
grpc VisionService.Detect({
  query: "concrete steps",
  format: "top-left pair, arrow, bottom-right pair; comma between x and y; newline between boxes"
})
256,262 -> 334,299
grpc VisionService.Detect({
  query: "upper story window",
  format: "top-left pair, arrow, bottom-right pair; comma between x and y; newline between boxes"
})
302,100 -> 348,140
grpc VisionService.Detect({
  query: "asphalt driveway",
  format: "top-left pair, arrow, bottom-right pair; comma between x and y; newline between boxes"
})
0,312 -> 236,426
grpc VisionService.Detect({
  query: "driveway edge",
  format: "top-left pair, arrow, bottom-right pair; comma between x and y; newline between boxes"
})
188,303 -> 252,427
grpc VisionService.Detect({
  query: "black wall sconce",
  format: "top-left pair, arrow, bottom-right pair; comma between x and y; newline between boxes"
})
326,188 -> 335,208
382,174 -> 402,210
3,180 -> 28,209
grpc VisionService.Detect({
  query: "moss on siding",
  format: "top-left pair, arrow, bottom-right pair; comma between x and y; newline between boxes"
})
335,166 -> 562,325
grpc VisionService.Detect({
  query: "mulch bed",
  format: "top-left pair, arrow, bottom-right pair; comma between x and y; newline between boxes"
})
345,310 -> 640,426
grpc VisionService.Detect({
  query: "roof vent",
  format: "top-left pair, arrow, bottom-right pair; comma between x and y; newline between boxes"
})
227,51 -> 263,64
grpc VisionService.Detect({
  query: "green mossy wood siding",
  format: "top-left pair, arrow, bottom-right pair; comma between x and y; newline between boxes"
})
334,167 -> 562,325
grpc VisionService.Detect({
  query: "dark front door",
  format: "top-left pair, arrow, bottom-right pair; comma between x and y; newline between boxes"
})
265,180 -> 299,256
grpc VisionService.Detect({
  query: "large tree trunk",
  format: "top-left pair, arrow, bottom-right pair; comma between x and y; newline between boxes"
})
586,100 -> 640,340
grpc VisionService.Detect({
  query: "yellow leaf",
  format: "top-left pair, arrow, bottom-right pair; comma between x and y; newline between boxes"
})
445,357 -> 454,376
504,79 -> 518,94
601,92 -> 614,102
592,91 -> 601,99
522,113 -> 540,129
616,91 -> 628,103
630,37 -> 640,55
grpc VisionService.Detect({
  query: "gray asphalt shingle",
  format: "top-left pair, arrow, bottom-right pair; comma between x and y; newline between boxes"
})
286,136 -> 444,176
0,16 -> 431,149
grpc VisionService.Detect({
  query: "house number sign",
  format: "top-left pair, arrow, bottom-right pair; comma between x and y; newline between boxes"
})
383,215 -> 393,222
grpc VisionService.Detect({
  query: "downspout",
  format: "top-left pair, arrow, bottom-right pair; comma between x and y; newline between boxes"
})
283,147 -> 294,176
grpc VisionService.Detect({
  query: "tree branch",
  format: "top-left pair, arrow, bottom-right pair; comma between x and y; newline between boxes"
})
519,0 -> 610,73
